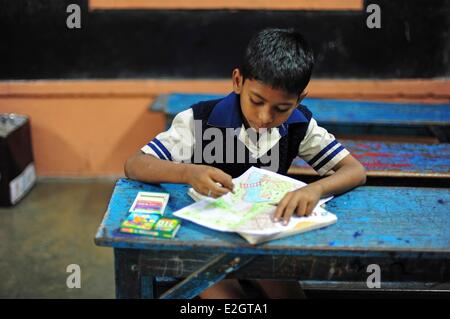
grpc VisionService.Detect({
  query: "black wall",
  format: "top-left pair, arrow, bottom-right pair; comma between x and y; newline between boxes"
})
1,0 -> 449,79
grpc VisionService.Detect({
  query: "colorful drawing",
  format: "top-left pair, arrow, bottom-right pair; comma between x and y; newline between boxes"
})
173,166 -> 335,237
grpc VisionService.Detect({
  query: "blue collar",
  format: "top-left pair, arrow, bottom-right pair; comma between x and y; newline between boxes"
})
207,92 -> 308,137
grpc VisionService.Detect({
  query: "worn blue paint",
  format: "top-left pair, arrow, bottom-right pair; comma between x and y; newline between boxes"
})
95,179 -> 450,257
291,140 -> 450,176
140,276 -> 154,299
151,93 -> 450,125
353,231 -> 364,239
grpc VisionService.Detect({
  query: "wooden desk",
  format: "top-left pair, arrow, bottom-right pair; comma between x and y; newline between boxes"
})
95,179 -> 450,298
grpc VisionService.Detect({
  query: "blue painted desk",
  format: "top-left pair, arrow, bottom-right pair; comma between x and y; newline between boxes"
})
95,179 -> 450,298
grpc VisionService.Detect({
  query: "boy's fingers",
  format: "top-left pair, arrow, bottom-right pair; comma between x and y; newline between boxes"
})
211,170 -> 234,192
273,193 -> 292,222
199,181 -> 224,198
207,180 -> 230,197
295,200 -> 307,217
217,175 -> 235,192
283,202 -> 298,225
203,188 -> 226,198
304,202 -> 315,216
209,190 -> 223,198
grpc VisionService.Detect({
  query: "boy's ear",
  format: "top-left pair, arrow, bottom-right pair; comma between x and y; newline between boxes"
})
232,68 -> 243,94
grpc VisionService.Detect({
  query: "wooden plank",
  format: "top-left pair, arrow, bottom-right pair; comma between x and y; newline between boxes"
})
95,179 -> 450,254
289,140 -> 450,178
114,248 -> 141,298
1,79 -> 449,102
140,276 -> 155,299
159,253 -> 254,299
299,281 -> 450,293
317,124 -> 441,141
137,250 -> 449,283
232,255 -> 450,282
151,93 -> 450,126
140,251 -> 214,278
89,0 -> 364,11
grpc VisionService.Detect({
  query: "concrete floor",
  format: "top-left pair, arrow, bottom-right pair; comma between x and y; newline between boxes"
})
0,178 -> 117,298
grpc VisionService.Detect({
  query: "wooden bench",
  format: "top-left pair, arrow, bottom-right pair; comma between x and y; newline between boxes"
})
290,140 -> 450,179
95,179 -> 450,298
150,93 -> 450,179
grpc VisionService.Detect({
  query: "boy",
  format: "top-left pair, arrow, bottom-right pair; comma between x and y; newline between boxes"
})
125,28 -> 366,298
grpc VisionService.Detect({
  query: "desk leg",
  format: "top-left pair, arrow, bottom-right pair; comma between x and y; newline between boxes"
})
140,275 -> 156,299
159,253 -> 254,299
114,248 -> 150,299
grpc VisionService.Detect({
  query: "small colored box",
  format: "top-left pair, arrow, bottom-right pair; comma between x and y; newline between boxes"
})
120,212 -> 181,239
129,191 -> 170,215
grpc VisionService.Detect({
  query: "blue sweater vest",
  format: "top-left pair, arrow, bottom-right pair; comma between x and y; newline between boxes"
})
190,98 -> 312,178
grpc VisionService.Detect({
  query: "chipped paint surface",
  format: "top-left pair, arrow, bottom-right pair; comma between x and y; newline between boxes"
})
95,179 -> 450,255
291,140 -> 450,176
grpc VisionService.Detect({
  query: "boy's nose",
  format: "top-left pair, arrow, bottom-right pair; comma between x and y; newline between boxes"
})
259,111 -> 274,126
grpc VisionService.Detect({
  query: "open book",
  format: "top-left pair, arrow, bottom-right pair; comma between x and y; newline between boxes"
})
174,166 -> 337,244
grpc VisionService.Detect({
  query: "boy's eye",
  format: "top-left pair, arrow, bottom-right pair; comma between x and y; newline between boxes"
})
250,99 -> 264,106
276,107 -> 290,113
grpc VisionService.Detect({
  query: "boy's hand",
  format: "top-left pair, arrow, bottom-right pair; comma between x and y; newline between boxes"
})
184,164 -> 234,198
273,184 -> 323,225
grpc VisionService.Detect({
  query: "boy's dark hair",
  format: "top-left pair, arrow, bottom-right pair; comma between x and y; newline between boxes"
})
240,28 -> 314,96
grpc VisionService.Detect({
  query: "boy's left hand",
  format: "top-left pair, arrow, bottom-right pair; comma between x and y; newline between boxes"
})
273,184 -> 323,225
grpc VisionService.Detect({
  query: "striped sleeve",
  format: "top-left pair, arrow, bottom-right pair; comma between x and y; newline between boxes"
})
298,118 -> 350,176
141,109 -> 195,163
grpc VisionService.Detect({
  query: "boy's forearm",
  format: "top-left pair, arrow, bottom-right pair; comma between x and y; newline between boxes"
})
125,152 -> 191,184
309,162 -> 367,198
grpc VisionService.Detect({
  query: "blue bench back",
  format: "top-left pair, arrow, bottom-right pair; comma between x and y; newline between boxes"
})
151,93 -> 450,126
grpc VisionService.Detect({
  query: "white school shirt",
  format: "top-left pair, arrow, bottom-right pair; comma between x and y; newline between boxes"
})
141,108 -> 349,176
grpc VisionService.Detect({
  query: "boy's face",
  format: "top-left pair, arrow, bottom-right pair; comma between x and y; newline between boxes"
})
232,68 -> 306,132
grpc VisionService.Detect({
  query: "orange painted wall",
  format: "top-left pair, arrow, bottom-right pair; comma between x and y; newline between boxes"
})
1,79 -> 448,177
89,0 -> 363,11
0,96 -> 165,177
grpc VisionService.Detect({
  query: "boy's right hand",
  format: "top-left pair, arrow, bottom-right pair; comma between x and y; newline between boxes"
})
184,164 -> 234,198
